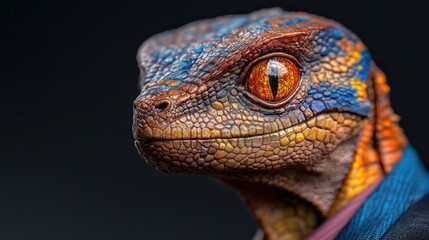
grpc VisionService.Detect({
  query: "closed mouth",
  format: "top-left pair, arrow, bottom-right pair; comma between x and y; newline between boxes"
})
134,112 -> 363,143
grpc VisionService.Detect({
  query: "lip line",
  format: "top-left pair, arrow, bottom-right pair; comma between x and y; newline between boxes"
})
135,112 -> 364,143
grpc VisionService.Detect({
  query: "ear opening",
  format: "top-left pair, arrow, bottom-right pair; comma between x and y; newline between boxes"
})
367,62 -> 408,173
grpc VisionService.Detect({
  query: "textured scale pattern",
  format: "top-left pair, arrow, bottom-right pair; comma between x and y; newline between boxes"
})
133,8 -> 407,240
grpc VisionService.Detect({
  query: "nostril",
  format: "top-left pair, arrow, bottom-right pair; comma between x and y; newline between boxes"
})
133,99 -> 143,109
154,101 -> 170,111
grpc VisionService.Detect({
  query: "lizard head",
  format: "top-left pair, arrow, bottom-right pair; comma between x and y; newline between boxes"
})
133,8 -> 372,174
133,9 -> 408,237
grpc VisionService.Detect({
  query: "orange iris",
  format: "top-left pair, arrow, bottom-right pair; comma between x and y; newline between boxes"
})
245,57 -> 300,102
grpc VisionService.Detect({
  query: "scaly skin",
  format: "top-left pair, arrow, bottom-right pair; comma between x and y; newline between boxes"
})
132,8 -> 407,240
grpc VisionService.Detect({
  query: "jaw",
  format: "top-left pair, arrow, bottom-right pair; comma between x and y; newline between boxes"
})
135,135 -> 358,213
135,112 -> 364,174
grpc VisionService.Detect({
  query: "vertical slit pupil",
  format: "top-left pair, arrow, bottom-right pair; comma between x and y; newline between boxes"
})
268,59 -> 279,100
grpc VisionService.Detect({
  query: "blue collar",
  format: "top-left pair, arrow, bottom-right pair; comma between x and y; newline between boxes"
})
336,146 -> 429,239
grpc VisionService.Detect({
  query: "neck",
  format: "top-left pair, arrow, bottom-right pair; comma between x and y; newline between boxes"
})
226,180 -> 322,240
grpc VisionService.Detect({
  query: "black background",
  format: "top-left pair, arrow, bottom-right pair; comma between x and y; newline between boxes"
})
2,0 -> 429,239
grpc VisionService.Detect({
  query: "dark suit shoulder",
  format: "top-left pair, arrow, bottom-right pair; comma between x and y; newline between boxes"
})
382,195 -> 429,239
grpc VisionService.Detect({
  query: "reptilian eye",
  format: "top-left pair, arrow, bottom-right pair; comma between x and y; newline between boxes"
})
244,55 -> 300,103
